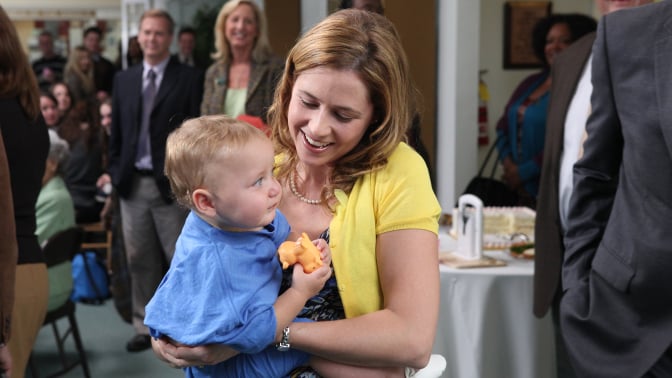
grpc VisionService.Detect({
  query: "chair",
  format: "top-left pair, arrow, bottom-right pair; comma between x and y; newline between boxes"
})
79,220 -> 112,273
30,227 -> 92,378
407,354 -> 447,378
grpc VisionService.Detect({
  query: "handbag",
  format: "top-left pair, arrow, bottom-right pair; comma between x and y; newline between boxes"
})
462,136 -> 519,207
71,250 -> 111,305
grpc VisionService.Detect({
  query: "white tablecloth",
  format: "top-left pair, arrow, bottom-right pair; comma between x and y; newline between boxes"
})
433,234 -> 556,378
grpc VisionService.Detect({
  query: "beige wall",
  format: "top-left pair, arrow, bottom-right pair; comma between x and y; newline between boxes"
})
12,21 -> 34,55
386,1 -> 437,173
266,0 -> 301,58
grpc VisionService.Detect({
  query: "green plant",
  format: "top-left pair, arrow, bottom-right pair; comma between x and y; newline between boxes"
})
192,1 -> 225,67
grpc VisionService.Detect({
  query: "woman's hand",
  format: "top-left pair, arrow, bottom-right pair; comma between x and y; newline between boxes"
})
96,173 -> 111,189
314,238 -> 332,267
151,337 -> 238,368
501,157 -> 522,190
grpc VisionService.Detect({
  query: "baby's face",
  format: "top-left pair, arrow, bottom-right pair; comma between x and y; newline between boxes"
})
205,137 -> 282,232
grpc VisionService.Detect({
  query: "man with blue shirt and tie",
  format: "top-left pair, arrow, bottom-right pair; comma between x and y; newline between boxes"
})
108,9 -> 202,352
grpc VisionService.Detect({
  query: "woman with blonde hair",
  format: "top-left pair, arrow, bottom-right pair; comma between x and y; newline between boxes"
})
154,10 -> 443,377
0,6 -> 50,377
200,0 -> 283,128
64,45 -> 96,104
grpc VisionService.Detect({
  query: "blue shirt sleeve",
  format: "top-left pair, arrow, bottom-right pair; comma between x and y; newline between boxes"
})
145,212 -> 289,353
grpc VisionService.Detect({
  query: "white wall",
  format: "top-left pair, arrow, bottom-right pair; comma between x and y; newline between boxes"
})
436,0 -> 480,210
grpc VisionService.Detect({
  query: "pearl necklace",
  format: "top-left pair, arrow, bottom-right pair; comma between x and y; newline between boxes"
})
289,170 -> 322,205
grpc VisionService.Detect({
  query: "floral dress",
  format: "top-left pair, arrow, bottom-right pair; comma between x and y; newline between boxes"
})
280,229 -> 343,377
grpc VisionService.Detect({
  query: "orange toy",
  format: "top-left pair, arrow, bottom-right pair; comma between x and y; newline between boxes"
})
278,232 -> 323,273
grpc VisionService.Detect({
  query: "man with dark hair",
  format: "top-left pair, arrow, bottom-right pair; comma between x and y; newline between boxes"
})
339,0 -> 384,14
172,26 -> 206,70
83,26 -> 117,101
32,31 -> 66,91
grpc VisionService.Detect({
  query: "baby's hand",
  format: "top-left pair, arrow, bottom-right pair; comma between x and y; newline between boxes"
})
291,259 -> 331,299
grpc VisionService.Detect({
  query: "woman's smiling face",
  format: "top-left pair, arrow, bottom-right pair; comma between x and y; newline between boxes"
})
287,67 -> 374,168
40,96 -> 59,127
225,3 -> 258,50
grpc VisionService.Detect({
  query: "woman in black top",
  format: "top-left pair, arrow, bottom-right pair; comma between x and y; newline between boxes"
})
0,6 -> 50,377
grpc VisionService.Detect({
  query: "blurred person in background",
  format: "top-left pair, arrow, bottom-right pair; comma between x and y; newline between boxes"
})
35,130 -> 76,313
0,6 -> 50,377
83,26 -> 117,101
339,0 -> 384,14
201,0 -> 283,130
495,13 -> 597,209
39,91 -> 61,130
116,35 -> 144,70
173,26 -> 206,70
57,96 -> 105,224
32,31 -> 67,92
50,81 -> 73,120
63,46 -> 96,105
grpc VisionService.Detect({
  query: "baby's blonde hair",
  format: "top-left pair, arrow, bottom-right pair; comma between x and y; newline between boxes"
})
165,115 -> 268,208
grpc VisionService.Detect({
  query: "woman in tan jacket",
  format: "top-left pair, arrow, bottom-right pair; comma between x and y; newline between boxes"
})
200,0 -> 283,128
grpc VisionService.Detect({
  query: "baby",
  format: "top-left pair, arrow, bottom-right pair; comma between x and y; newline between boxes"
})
144,115 -> 331,377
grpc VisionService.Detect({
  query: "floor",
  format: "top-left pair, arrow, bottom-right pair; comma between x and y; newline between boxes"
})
30,299 -> 183,378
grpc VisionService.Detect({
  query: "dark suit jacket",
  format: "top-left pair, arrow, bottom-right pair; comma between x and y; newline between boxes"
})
200,55 -> 283,122
93,54 -> 117,95
171,53 -> 208,72
533,32 -> 595,318
108,57 -> 203,203
560,3 -> 672,377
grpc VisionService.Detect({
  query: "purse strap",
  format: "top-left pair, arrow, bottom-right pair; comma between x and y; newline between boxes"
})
478,134 -> 503,179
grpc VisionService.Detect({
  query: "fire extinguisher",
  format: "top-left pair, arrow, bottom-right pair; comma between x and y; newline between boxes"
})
478,70 -> 490,146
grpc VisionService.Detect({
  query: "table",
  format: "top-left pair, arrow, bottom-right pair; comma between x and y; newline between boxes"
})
432,233 -> 556,378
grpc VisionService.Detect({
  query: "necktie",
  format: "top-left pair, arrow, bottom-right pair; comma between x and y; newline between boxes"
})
136,69 -> 156,168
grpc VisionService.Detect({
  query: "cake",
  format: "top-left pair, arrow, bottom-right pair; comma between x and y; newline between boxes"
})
451,206 -> 535,238
482,207 -> 535,237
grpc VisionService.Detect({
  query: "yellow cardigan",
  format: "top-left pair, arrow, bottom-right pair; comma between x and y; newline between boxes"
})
329,143 -> 441,318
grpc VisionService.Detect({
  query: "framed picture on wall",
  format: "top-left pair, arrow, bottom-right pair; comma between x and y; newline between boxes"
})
503,1 -> 552,69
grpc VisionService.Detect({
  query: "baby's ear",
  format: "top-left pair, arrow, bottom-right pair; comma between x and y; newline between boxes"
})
192,188 -> 215,217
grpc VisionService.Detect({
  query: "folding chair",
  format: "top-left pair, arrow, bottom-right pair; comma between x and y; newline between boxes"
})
30,227 -> 91,378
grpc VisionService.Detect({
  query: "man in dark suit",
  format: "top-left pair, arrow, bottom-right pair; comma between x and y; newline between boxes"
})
535,2 -> 650,377
83,26 -> 117,101
108,9 -> 202,352
172,26 -> 207,71
559,1 -> 672,377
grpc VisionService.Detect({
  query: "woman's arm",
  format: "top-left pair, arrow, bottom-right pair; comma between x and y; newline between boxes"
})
288,228 -> 439,369
150,229 -> 440,369
0,134 -> 17,371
